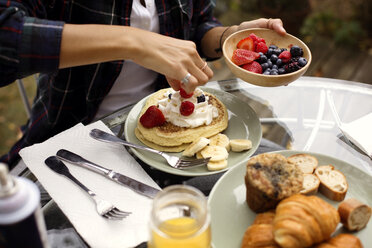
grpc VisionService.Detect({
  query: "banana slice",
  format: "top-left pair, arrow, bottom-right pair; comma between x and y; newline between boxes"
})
207,159 -> 228,171
200,145 -> 228,161
196,150 -> 204,159
209,133 -> 230,151
230,139 -> 252,152
182,137 -> 210,157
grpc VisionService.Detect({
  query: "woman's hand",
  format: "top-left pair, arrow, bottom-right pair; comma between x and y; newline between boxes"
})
237,18 -> 286,35
127,28 -> 213,93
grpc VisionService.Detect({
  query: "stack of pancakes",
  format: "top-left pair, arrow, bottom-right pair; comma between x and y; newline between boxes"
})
135,88 -> 228,152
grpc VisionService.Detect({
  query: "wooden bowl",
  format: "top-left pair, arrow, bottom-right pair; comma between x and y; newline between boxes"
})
222,28 -> 312,87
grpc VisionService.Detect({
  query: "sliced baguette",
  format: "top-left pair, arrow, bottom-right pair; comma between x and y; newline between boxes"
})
315,165 -> 348,201
338,198 -> 372,231
287,153 -> 318,174
300,174 -> 320,195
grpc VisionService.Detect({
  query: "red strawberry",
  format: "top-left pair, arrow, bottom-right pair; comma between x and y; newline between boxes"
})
242,61 -> 262,74
179,88 -> 193,98
237,37 -> 254,51
278,50 -> 292,63
231,49 -> 260,66
140,105 -> 166,128
180,101 -> 194,116
255,42 -> 268,54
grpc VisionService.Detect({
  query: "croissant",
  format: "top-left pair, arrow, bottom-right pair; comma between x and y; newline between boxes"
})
241,211 -> 280,248
315,233 -> 363,248
273,194 -> 340,248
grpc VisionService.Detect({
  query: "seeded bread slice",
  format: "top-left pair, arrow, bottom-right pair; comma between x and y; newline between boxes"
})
315,165 -> 348,201
287,153 -> 318,174
300,174 -> 320,195
338,198 -> 372,231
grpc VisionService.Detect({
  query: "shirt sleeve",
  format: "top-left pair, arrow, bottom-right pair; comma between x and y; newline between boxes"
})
193,0 -> 222,59
0,4 -> 64,87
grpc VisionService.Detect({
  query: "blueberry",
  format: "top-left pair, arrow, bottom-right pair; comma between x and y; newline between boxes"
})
168,93 -> 172,99
269,45 -> 278,50
261,62 -> 269,71
258,52 -> 263,56
273,48 -> 282,55
263,69 -> 271,75
290,45 -> 303,57
270,70 -> 279,75
260,54 -> 268,63
197,94 -> 205,103
272,64 -> 278,70
276,59 -> 282,66
278,68 -> 286,74
270,54 -> 278,63
267,60 -> 273,68
266,48 -> 273,57
298,57 -> 307,67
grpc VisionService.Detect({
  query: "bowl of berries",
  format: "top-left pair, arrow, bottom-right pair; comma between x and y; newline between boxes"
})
222,28 -> 311,87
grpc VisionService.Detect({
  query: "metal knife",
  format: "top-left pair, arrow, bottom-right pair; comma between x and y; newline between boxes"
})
56,149 -> 160,198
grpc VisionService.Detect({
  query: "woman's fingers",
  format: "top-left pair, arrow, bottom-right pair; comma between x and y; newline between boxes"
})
237,18 -> 286,36
266,18 -> 286,35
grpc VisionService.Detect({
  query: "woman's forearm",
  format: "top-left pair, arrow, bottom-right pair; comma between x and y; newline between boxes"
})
200,25 -> 238,59
59,24 -> 139,69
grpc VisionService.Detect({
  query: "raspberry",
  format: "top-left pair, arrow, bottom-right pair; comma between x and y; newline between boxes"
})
180,101 -> 195,116
140,105 -> 166,128
255,42 -> 268,54
249,33 -> 259,42
242,61 -> 262,74
278,51 -> 292,63
231,49 -> 260,66
179,88 -> 193,98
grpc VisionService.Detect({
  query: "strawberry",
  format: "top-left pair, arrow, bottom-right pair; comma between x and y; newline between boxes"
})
237,37 -> 254,51
255,41 -> 268,54
140,105 -> 166,128
278,50 -> 292,63
242,61 -> 262,74
231,49 -> 260,66
179,88 -> 193,98
180,101 -> 195,116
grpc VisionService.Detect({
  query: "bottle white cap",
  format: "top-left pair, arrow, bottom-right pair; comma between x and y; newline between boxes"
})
0,163 -> 18,198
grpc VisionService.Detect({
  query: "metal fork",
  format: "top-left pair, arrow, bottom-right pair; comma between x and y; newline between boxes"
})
89,129 -> 211,169
45,156 -> 131,220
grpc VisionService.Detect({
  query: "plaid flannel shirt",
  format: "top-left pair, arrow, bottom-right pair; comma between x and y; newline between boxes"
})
0,0 -> 221,167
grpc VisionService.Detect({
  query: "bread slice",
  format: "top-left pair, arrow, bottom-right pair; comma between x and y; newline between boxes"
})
287,153 -> 318,174
338,198 -> 372,231
300,174 -> 320,195
315,165 -> 348,201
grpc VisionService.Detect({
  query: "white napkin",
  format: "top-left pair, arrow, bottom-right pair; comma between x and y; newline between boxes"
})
20,121 -> 160,248
340,112 -> 372,158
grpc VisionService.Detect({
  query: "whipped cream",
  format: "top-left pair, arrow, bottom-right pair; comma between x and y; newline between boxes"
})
158,88 -> 219,128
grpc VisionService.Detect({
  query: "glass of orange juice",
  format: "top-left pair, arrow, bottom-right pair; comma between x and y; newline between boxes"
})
148,185 -> 211,248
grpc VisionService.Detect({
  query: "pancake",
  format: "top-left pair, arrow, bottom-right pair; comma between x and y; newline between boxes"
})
134,128 -> 189,152
136,88 -> 228,149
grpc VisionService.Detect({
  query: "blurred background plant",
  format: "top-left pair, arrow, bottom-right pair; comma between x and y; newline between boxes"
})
0,0 -> 371,157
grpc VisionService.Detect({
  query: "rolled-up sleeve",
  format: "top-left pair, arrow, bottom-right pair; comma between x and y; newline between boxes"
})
0,4 -> 64,86
194,1 -> 222,59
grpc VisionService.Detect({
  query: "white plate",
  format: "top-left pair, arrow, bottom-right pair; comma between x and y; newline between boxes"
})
124,87 -> 262,176
208,150 -> 372,247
